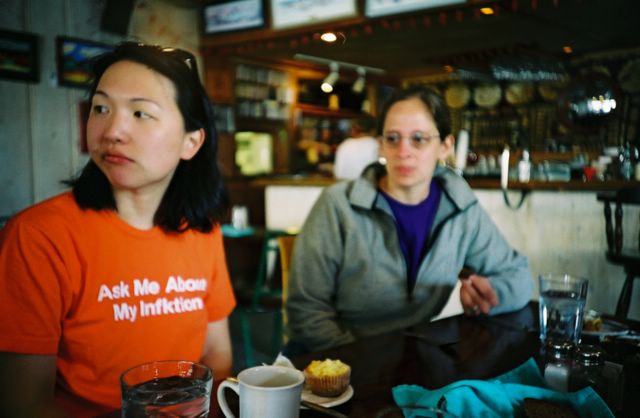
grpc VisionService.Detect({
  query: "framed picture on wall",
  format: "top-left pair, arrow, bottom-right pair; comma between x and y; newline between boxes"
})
270,0 -> 357,30
365,0 -> 466,17
203,0 -> 265,35
0,29 -> 39,83
56,36 -> 113,89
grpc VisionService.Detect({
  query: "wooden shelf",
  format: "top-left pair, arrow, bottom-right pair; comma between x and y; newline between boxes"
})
294,103 -> 364,119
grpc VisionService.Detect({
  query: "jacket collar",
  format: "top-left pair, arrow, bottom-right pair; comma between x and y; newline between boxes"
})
347,163 -> 477,214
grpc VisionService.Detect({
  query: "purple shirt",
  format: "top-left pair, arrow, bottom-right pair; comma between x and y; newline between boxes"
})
381,181 -> 442,291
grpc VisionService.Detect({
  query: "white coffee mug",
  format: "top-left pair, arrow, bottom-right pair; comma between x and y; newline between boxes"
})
217,365 -> 304,418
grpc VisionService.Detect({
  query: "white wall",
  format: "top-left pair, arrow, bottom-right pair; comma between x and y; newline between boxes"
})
0,0 -> 200,217
476,189 -> 640,320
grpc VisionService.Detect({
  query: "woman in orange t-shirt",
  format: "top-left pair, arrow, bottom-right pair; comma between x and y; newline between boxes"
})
0,43 -> 236,417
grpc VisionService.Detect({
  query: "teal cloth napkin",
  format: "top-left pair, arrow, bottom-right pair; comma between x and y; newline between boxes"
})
392,358 -> 614,418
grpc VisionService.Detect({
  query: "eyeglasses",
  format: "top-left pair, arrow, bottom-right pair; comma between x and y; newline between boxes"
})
381,131 -> 441,149
115,42 -> 199,74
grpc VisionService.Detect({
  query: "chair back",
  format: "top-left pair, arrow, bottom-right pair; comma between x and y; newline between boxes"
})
277,234 -> 296,342
597,187 -> 640,255
597,186 -> 640,318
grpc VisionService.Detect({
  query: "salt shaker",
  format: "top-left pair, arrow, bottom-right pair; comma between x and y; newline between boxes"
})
543,341 -> 573,392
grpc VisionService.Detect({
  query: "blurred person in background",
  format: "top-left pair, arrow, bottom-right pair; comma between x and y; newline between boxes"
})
286,86 -> 533,352
334,116 -> 380,180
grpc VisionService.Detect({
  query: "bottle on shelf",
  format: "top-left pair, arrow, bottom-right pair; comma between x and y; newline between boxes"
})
518,149 -> 531,183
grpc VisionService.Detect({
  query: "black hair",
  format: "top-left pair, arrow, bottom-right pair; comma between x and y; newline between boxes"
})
64,42 -> 228,233
376,85 -> 452,141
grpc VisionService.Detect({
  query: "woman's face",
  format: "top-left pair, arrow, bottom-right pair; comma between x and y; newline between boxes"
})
379,97 -> 454,199
87,60 -> 202,198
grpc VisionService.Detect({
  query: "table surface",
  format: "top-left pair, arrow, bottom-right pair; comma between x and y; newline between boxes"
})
287,303 -> 541,418
103,300 -> 638,417
208,304 -> 540,417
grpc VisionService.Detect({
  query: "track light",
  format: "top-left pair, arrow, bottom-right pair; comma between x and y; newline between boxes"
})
352,66 -> 366,94
321,62 -> 339,93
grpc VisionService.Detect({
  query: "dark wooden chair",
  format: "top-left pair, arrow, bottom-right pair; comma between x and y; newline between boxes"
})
597,187 -> 640,318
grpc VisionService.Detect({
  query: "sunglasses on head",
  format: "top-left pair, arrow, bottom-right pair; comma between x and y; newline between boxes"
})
114,42 -> 199,74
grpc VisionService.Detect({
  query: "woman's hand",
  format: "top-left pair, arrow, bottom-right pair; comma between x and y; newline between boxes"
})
459,274 -> 499,315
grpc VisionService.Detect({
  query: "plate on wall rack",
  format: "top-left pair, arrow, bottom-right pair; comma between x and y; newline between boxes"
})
473,83 -> 502,108
444,83 -> 471,109
505,82 -> 535,105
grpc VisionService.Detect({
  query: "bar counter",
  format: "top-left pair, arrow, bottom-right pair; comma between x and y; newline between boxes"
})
249,174 -> 640,192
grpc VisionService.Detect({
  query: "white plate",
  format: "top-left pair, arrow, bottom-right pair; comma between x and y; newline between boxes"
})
301,385 -> 354,409
582,318 -> 629,337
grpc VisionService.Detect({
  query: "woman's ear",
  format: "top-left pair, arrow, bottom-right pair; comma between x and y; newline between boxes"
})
439,134 -> 456,161
181,128 -> 205,160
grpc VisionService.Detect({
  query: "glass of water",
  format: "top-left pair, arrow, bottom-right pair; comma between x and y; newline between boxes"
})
538,273 -> 589,347
120,360 -> 212,418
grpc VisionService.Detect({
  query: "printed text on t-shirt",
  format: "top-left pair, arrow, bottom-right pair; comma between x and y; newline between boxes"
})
97,276 -> 207,322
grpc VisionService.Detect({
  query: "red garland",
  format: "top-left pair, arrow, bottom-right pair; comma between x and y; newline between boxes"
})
439,12 -> 447,26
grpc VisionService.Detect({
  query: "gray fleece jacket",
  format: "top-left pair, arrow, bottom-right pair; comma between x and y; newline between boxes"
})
286,164 -> 533,351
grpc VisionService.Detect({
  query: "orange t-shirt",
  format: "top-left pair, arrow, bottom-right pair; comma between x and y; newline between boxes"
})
0,192 -> 236,417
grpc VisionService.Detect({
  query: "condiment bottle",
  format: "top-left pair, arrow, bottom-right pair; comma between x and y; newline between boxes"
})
569,344 -> 606,397
518,149 -> 531,182
543,341 -> 573,392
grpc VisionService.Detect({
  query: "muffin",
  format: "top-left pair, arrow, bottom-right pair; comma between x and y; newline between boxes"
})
303,359 -> 351,397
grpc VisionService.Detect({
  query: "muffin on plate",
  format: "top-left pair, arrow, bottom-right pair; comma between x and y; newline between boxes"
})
304,359 -> 351,397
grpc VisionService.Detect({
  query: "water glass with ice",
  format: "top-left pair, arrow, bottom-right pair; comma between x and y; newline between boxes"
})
538,273 -> 589,347
120,360 -> 212,418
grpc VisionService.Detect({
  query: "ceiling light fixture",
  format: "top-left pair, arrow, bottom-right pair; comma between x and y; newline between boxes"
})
294,53 -> 385,94
563,46 -> 573,54
480,7 -> 494,15
352,66 -> 366,94
320,32 -> 338,43
321,62 -> 339,93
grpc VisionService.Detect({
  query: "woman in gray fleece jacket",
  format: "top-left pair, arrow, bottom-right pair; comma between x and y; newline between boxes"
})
286,86 -> 533,352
